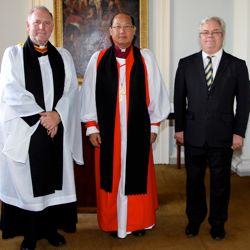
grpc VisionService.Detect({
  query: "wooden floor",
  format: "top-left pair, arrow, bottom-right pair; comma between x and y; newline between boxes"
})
1,165 -> 250,250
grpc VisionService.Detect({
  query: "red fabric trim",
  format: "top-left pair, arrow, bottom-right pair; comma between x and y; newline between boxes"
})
34,45 -> 48,54
85,121 -> 97,128
97,48 -> 108,67
125,47 -> 134,118
151,122 -> 160,126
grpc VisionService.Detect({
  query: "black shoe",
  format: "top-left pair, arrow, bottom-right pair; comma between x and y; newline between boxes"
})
132,230 -> 146,237
185,223 -> 200,237
46,231 -> 66,247
210,227 -> 225,240
20,238 -> 36,250
63,224 -> 76,233
110,231 -> 118,238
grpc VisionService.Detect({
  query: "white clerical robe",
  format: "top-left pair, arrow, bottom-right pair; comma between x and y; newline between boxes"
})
81,48 -> 170,238
0,44 -> 83,211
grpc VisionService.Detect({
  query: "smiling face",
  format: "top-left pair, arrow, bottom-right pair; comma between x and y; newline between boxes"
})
109,13 -> 136,49
26,8 -> 54,46
199,19 -> 224,55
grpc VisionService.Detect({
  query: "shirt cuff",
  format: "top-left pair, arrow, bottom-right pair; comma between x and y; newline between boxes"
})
86,126 -> 100,136
151,125 -> 159,134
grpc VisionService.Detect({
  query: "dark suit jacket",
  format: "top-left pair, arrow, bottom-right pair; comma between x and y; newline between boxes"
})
174,50 -> 250,147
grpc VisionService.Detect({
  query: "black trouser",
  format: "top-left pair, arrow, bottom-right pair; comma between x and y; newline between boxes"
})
184,144 -> 233,229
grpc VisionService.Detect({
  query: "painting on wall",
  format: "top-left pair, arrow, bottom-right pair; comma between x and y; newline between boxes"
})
54,0 -> 148,83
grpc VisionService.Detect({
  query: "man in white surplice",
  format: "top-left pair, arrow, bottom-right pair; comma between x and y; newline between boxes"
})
0,6 -> 83,250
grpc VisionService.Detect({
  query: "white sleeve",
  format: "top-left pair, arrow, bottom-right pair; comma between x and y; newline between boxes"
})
80,51 -> 100,124
0,46 -> 44,122
55,48 -> 84,165
0,46 -> 42,163
140,48 -> 170,124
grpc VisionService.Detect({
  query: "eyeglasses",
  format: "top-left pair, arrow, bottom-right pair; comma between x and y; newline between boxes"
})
111,25 -> 134,31
200,31 -> 223,37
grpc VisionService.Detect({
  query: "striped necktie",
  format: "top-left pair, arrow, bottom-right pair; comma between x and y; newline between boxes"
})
205,56 -> 213,90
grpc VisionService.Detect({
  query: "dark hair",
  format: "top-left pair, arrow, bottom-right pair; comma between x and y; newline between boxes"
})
109,12 -> 136,45
110,12 -> 136,27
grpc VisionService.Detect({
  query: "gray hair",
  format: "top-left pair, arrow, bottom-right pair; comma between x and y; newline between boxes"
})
199,16 -> 225,34
28,6 -> 53,21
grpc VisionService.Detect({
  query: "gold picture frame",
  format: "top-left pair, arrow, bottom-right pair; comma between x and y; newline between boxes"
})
54,0 -> 148,83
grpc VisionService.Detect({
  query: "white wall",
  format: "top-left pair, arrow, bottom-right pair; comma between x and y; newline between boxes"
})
232,0 -> 250,62
0,1 -> 31,61
169,0 -> 233,100
0,0 -> 54,65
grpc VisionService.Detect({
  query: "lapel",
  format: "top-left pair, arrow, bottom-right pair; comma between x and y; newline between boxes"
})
194,51 -> 208,92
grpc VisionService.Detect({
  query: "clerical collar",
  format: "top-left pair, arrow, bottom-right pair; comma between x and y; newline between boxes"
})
34,43 -> 48,57
114,45 -> 131,58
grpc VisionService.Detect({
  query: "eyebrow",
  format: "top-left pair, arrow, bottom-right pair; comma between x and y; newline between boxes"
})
201,28 -> 221,31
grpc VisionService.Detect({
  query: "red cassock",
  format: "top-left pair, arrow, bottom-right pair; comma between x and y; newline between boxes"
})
82,46 -> 170,238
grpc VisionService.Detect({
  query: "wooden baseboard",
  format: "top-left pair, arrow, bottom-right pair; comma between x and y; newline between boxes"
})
77,206 -> 97,213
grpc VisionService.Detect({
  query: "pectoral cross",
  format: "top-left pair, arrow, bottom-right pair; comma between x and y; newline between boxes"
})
118,62 -> 126,102
119,86 -> 126,102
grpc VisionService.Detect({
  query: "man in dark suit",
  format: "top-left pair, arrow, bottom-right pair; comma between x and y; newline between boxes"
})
174,16 -> 250,240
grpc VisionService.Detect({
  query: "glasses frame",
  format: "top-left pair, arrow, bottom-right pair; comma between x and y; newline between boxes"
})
199,31 -> 223,37
111,25 -> 135,31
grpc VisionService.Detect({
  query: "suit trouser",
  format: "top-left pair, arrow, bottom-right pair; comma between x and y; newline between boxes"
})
184,144 -> 233,229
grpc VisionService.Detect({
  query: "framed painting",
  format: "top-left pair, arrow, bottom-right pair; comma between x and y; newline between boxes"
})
54,0 -> 148,83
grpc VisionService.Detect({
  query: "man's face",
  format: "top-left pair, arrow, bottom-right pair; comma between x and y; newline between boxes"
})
109,14 -> 136,49
199,20 -> 224,55
26,9 -> 54,46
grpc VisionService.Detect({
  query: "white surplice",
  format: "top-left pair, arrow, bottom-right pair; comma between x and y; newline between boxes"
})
0,44 -> 84,211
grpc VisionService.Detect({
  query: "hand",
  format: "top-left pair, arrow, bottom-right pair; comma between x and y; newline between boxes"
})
40,111 -> 61,130
89,133 -> 102,147
175,131 -> 184,144
47,126 -> 58,138
231,134 -> 243,150
150,133 -> 157,144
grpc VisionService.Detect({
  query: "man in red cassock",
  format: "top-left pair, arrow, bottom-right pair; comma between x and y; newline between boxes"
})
81,12 -> 170,238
